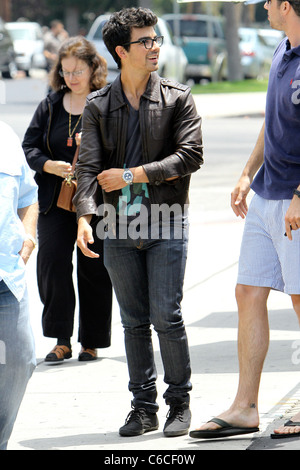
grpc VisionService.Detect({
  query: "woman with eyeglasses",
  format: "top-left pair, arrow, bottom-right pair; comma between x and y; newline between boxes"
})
22,36 -> 113,364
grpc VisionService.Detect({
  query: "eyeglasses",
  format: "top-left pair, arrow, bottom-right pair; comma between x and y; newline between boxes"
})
123,36 -> 164,50
59,68 -> 88,78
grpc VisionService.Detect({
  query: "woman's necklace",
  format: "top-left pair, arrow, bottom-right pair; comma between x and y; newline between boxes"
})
67,94 -> 83,147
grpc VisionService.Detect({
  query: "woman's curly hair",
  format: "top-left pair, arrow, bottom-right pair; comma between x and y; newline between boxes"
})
49,36 -> 107,92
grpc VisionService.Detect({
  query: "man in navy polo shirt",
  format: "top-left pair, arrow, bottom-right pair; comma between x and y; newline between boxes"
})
190,0 -> 300,440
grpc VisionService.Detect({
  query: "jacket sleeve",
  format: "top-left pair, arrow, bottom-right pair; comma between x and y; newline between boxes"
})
73,99 -> 104,219
142,88 -> 203,185
22,99 -> 50,175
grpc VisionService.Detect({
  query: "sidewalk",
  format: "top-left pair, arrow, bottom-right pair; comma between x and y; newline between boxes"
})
8,211 -> 300,452
193,91 -> 266,119
8,91 -> 300,451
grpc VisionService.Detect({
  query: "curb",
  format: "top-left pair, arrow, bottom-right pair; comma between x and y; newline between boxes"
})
248,383 -> 300,450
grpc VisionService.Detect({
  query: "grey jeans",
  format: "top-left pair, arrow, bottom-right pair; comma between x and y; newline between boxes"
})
0,281 -> 36,450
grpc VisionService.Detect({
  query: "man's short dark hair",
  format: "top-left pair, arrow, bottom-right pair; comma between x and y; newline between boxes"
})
289,0 -> 300,16
278,0 -> 300,16
102,7 -> 158,69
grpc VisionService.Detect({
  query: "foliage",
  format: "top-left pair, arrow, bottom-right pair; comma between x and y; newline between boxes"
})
11,0 -> 50,23
11,0 -> 139,26
11,0 -> 216,26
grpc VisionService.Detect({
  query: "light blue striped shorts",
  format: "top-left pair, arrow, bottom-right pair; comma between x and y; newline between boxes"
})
237,194 -> 300,294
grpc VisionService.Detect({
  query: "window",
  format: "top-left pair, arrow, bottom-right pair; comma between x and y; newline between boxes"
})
93,21 -> 107,40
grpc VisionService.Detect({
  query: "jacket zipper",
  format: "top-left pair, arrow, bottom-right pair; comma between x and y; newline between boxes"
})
139,98 -> 156,205
117,104 -> 128,168
46,100 -> 54,159
44,99 -> 59,214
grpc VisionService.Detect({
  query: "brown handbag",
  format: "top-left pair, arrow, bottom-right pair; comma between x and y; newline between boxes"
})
57,146 -> 79,212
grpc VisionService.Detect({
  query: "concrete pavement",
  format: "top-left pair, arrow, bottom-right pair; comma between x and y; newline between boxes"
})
7,90 -> 300,451
193,91 -> 266,120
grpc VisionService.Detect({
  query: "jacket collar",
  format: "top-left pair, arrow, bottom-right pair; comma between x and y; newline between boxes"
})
110,72 -> 161,111
46,89 -> 65,107
143,72 -> 161,103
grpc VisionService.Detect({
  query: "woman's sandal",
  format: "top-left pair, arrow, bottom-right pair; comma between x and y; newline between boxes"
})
78,348 -> 97,362
45,345 -> 72,363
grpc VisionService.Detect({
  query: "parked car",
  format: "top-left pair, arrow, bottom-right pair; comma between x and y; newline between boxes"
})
239,27 -> 284,79
162,14 -> 227,82
86,15 -> 188,84
0,19 -> 17,79
256,28 -> 284,49
5,21 -> 47,76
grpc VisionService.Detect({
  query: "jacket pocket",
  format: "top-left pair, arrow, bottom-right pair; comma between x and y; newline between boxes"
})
149,108 -> 175,140
99,117 -> 118,150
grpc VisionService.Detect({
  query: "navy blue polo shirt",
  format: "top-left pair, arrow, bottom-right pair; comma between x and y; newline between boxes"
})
251,38 -> 300,200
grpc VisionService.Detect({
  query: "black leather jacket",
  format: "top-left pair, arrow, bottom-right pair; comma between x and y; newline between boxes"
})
22,91 -> 68,214
74,73 -> 203,219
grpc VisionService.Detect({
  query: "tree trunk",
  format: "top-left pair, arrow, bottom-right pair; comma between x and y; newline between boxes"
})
139,0 -> 153,9
65,6 -> 80,36
224,2 -> 243,81
0,0 -> 12,21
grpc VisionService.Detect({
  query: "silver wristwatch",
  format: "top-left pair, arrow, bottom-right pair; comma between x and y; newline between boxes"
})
122,169 -> 134,185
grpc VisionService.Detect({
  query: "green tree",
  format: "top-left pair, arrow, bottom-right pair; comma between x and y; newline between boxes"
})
44,0 -> 139,34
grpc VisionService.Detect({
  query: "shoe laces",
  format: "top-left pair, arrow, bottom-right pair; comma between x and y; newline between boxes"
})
125,407 -> 147,425
166,404 -> 185,423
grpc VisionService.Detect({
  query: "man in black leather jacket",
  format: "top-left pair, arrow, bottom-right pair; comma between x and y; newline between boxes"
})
75,7 -> 203,438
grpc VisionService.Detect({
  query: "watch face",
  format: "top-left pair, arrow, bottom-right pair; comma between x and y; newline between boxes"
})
123,170 -> 133,184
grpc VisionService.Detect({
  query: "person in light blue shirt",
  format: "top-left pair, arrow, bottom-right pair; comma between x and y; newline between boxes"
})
0,121 -> 38,451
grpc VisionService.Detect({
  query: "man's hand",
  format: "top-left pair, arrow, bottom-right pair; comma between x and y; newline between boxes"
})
19,239 -> 35,265
285,195 -> 300,240
97,167 -> 149,192
18,203 -> 38,265
77,215 -> 99,258
231,175 -> 251,219
97,169 -> 127,192
231,121 -> 265,219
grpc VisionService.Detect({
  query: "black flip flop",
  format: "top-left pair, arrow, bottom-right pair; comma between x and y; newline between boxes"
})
270,420 -> 300,439
189,417 -> 259,439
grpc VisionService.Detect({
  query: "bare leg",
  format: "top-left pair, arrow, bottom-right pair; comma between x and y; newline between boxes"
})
291,295 -> 300,327
272,294 -> 300,437
195,284 -> 270,431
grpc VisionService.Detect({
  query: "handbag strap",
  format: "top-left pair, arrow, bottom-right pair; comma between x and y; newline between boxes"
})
71,145 -> 80,175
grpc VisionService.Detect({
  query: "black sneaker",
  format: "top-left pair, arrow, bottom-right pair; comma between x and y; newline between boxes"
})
119,407 -> 159,437
163,403 -> 191,437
